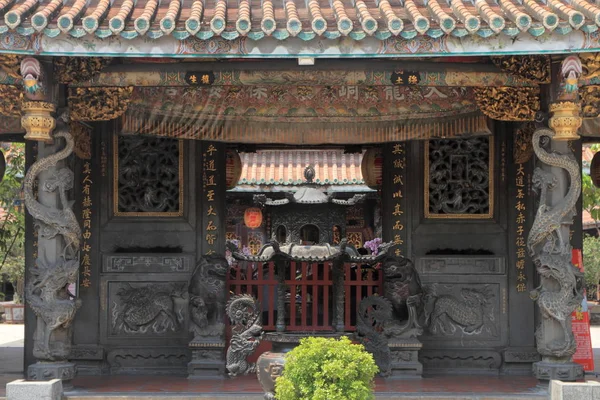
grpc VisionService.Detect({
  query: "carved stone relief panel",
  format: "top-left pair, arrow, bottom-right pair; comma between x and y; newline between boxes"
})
103,254 -> 194,273
107,348 -> 190,374
425,137 -> 494,219
424,283 -> 499,339
417,257 -> 505,275
420,350 -> 502,372
113,135 -> 184,217
108,281 -> 187,337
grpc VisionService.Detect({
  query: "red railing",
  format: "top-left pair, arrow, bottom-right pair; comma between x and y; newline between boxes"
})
228,260 -> 382,332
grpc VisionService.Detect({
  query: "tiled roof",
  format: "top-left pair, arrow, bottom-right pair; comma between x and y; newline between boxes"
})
238,150 -> 364,185
2,0 -> 600,42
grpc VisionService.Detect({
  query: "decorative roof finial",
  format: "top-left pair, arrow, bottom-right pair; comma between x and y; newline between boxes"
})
304,165 -> 315,183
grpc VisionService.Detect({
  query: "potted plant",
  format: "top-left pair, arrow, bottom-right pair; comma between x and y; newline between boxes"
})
275,336 -> 378,400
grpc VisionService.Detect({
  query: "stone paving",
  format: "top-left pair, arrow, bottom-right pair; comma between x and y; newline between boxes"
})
1,323 -> 599,398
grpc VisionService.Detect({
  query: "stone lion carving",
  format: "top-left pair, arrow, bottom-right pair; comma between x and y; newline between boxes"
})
188,254 -> 229,341
382,256 -> 424,337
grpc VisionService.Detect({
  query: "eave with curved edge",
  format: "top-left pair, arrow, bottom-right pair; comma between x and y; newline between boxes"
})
1,0 -> 600,57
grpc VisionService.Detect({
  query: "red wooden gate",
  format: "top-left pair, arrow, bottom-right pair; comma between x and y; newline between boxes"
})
227,260 -> 382,331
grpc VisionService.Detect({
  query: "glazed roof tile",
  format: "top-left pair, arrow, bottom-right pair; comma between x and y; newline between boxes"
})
2,0 -> 600,41
238,149 -> 364,186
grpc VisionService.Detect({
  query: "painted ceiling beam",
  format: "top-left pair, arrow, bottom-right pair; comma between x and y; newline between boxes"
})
72,69 -> 537,87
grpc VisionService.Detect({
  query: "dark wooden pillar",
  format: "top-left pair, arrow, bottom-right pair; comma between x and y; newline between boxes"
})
502,121 -> 539,373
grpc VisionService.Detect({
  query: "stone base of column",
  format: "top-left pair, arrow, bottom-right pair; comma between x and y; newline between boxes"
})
501,347 -> 540,375
27,361 -> 76,389
387,338 -> 423,378
533,360 -> 584,382
187,340 -> 226,378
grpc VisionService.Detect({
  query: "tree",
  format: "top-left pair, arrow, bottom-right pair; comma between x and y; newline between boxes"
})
0,143 -> 25,303
583,235 -> 600,300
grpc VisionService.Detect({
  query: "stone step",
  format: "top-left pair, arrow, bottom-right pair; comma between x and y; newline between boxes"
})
61,394 -> 548,400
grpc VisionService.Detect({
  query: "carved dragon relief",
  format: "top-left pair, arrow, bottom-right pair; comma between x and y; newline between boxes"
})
355,296 -> 393,377
23,120 -> 82,361
225,294 -> 263,376
528,127 -> 585,358
111,283 -> 186,335
24,127 -> 81,259
424,285 -> 497,337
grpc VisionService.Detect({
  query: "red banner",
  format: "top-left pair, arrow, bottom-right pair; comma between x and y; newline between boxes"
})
571,249 -> 595,372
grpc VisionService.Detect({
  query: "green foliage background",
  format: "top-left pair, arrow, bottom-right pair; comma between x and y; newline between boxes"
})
0,143 -> 25,303
275,336 -> 378,400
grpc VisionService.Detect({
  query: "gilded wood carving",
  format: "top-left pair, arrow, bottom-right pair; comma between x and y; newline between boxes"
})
69,87 -> 133,121
54,57 -> 112,84
474,87 -> 540,121
491,55 -> 551,84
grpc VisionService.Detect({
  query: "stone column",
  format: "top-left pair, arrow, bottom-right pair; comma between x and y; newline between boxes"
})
20,57 -> 81,385
529,56 -> 585,382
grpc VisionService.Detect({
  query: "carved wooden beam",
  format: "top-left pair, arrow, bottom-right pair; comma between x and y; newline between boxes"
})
581,85 -> 600,118
491,55 -> 551,84
53,57 -> 112,84
474,87 -> 540,121
68,87 -> 133,121
0,85 -> 22,117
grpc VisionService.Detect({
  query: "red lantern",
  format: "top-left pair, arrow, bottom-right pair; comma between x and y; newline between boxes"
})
226,149 -> 242,190
244,207 -> 263,229
361,148 -> 383,189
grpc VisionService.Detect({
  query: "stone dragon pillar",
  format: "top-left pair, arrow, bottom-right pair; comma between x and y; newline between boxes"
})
528,56 -> 585,382
20,57 -> 82,385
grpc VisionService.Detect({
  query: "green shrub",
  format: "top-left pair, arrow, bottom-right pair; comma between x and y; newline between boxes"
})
275,336 -> 378,400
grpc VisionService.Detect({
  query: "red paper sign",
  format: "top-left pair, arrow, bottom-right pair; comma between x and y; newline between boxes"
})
571,249 -> 595,372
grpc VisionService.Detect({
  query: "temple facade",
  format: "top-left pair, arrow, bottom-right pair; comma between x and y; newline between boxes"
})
0,0 -> 596,388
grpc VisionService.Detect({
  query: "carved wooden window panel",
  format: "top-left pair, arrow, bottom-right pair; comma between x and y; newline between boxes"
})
113,135 -> 184,217
425,136 -> 494,219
